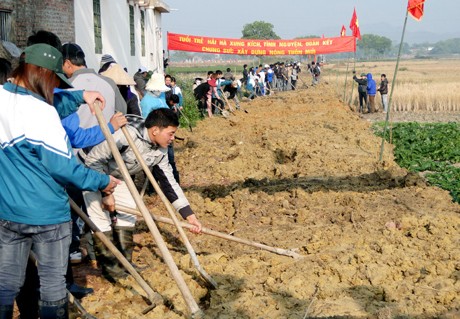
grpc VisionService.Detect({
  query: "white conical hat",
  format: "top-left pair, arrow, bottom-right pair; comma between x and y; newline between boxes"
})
145,73 -> 170,92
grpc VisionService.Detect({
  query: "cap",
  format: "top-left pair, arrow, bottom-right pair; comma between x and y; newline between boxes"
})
62,43 -> 85,61
100,54 -> 116,68
360,73 -> 366,76
264,64 -> 269,68
139,66 -> 148,73
101,64 -> 135,85
24,43 -> 72,88
145,73 -> 171,92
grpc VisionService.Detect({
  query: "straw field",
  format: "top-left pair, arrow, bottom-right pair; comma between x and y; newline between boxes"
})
328,58 -> 460,112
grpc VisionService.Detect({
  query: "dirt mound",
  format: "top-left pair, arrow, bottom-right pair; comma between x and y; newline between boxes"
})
77,83 -> 460,319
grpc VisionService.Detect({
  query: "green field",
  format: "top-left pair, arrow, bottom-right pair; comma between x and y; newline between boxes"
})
374,122 -> 460,203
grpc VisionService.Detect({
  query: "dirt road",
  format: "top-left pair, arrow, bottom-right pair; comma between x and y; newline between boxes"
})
75,83 -> 460,319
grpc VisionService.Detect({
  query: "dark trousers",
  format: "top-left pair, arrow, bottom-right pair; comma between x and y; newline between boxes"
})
358,92 -> 368,113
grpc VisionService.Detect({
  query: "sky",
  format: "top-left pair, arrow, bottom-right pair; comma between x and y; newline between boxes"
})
162,0 -> 460,45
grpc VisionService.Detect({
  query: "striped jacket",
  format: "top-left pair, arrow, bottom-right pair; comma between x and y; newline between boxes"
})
78,115 -> 193,219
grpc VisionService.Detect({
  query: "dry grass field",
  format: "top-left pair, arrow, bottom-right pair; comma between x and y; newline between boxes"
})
328,59 -> 460,112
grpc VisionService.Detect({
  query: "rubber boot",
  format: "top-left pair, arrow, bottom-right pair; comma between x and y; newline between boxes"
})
38,298 -> 68,319
113,226 -> 135,262
93,231 -> 127,283
0,305 -> 13,319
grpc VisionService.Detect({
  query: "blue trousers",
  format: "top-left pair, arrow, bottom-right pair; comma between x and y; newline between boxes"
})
0,219 -> 71,305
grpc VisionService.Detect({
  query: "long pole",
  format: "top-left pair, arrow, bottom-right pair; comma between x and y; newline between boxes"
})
93,104 -> 202,317
348,39 -> 357,107
342,55 -> 350,102
120,126 -> 218,289
379,9 -> 409,161
116,204 -> 304,259
69,199 -> 162,307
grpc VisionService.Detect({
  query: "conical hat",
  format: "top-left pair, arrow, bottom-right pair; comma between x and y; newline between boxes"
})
145,73 -> 170,92
101,63 -> 135,85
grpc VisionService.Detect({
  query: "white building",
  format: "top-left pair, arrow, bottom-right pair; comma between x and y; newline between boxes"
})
75,0 -> 169,74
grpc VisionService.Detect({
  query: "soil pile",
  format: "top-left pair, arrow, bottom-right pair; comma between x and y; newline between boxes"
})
76,83 -> 460,319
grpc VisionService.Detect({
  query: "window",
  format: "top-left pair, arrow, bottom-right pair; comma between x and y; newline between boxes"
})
129,5 -> 135,56
140,10 -> 145,57
0,10 -> 12,42
93,0 -> 102,54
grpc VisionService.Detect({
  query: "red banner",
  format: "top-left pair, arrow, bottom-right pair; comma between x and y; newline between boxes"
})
167,32 -> 356,56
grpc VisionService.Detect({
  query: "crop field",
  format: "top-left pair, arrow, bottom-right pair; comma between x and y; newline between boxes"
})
329,58 -> 460,112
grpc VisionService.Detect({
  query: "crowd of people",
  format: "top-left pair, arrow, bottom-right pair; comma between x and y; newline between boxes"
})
0,27 -> 393,318
353,71 -> 389,113
190,60 -> 323,118
0,30 -> 201,319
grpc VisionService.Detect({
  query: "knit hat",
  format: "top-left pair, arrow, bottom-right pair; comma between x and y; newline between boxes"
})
62,43 -> 85,61
24,44 -> 72,88
145,73 -> 170,92
100,63 -> 135,85
100,54 -> 116,68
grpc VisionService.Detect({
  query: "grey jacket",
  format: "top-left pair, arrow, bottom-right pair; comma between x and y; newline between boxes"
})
78,115 -> 193,219
69,68 -> 127,128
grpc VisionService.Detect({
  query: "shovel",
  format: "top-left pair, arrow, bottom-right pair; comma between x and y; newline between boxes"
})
120,126 -> 218,289
212,102 -> 230,118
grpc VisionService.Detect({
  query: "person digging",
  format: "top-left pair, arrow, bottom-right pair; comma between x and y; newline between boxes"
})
78,108 -> 202,282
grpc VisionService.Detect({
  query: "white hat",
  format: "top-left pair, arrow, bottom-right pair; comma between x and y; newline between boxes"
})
145,73 -> 171,92
101,63 -> 135,85
264,64 -> 269,68
139,66 -> 148,73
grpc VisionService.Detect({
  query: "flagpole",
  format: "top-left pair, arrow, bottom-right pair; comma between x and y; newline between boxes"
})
379,9 -> 409,161
348,38 -> 357,108
343,54 -> 350,102
335,63 -> 340,98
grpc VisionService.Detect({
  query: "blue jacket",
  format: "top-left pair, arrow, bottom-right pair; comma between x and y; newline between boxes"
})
140,92 -> 168,117
55,89 -> 115,148
0,83 -> 109,225
366,73 -> 376,95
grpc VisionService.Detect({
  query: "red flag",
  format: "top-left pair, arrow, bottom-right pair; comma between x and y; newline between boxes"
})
408,0 -> 425,21
349,8 -> 361,40
341,25 -> 346,37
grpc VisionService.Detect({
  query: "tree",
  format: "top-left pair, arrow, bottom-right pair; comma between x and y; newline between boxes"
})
430,38 -> 460,55
357,34 -> 393,59
295,35 -> 320,39
241,21 -> 280,40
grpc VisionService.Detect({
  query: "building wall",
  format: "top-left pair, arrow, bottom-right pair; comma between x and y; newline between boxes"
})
0,0 -> 166,75
0,0 -> 74,48
75,0 -> 165,76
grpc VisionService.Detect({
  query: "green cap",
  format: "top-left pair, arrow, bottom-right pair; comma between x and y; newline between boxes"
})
360,73 -> 367,77
24,44 -> 73,88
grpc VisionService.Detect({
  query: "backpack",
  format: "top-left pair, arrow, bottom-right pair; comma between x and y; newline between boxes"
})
193,82 -> 210,100
313,66 -> 320,76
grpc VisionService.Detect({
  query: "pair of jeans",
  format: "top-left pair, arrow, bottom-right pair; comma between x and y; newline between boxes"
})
0,219 -> 71,306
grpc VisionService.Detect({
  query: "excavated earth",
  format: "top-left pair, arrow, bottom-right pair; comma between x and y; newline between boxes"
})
73,82 -> 460,319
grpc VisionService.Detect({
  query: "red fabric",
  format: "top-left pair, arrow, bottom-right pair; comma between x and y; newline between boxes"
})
341,25 -> 346,37
349,8 -> 361,40
167,32 -> 357,55
207,78 -> 217,87
408,0 -> 425,21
